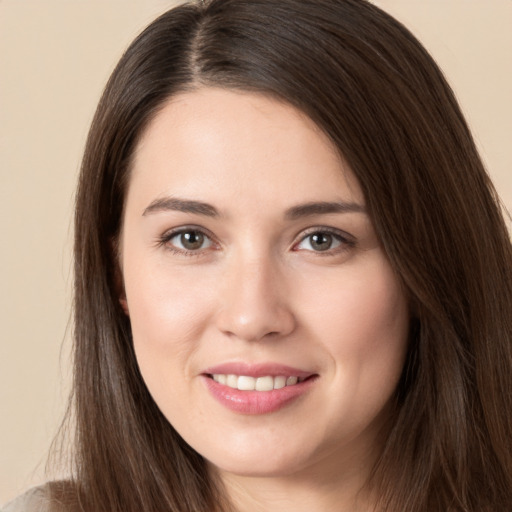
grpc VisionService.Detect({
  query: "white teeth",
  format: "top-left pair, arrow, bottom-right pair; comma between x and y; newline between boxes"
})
212,374 -> 227,384
211,374 -> 304,391
255,376 -> 274,391
226,374 -> 238,388
237,376 -> 256,390
273,376 -> 287,389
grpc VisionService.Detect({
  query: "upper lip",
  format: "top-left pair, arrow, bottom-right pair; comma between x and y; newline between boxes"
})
202,362 -> 315,379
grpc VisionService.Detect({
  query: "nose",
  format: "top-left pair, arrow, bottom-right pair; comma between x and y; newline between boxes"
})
215,256 -> 296,343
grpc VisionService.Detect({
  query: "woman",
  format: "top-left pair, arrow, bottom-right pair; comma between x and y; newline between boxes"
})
4,0 -> 511,510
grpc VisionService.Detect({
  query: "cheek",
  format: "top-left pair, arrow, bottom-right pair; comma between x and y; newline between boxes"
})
126,253 -> 214,335
123,257 -> 216,398
312,257 -> 408,358
306,257 -> 409,422
124,268 -> 219,438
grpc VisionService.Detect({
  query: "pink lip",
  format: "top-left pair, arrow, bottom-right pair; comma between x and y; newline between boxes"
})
202,362 -> 314,379
201,362 -> 318,415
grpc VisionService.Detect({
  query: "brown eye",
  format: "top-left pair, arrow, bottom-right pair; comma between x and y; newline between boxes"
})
295,230 -> 344,253
180,231 -> 205,250
309,232 -> 334,251
167,229 -> 212,252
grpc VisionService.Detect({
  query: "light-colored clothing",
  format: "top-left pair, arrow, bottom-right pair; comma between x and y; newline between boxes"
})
2,486 -> 50,512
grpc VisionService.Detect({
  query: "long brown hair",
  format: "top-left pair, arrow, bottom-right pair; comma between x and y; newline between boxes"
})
59,0 -> 512,510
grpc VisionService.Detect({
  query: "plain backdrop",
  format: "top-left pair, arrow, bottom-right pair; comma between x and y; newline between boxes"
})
1,0 -> 511,504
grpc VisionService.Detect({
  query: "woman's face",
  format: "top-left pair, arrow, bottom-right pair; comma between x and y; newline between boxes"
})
120,88 -> 409,480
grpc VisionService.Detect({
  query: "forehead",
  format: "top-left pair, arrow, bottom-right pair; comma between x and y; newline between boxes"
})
127,87 -> 364,214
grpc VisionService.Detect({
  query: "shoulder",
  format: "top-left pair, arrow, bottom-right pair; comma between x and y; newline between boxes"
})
2,486 -> 50,512
2,482 -> 76,512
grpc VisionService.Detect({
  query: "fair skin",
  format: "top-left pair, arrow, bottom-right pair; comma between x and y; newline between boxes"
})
119,87 -> 409,512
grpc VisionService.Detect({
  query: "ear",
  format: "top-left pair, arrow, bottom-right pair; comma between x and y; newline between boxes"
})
111,236 -> 130,317
119,295 -> 130,316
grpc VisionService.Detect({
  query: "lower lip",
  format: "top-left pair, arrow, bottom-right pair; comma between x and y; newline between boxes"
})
203,375 -> 317,415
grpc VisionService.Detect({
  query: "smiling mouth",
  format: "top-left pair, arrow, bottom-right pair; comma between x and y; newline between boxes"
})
203,369 -> 318,414
207,374 -> 311,391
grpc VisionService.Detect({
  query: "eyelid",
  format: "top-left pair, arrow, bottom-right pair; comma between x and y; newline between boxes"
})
292,226 -> 356,253
157,225 -> 219,255
156,224 -> 356,256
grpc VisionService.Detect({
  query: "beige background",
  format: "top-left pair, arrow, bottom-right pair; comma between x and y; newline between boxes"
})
1,0 -> 510,505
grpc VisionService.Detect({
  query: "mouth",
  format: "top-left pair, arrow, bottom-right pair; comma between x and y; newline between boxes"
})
207,374 -> 311,391
201,363 -> 318,414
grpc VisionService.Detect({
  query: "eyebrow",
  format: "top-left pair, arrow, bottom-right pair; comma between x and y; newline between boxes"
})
284,201 -> 366,220
142,196 -> 366,219
143,197 -> 219,217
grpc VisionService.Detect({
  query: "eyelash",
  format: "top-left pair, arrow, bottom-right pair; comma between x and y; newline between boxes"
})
157,226 -> 218,257
292,227 -> 356,256
157,226 -> 356,257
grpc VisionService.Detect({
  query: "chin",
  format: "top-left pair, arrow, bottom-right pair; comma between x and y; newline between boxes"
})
200,434 -> 324,479
209,454 -> 309,479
